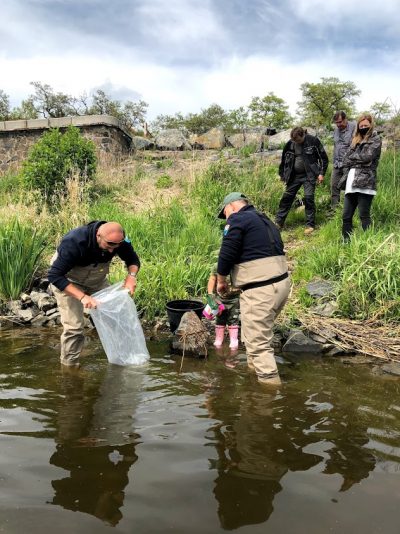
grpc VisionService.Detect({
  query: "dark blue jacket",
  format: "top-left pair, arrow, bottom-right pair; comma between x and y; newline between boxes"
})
217,205 -> 285,276
48,221 -> 140,291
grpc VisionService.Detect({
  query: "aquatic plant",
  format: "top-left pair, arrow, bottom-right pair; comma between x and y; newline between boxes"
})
0,219 -> 46,299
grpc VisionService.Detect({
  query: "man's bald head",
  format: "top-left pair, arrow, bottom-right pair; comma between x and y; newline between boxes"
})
98,222 -> 124,240
96,222 -> 125,251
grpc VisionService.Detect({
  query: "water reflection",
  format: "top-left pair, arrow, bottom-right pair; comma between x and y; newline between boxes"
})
1,331 -> 400,533
203,364 -> 386,530
204,375 -> 319,529
50,365 -> 142,526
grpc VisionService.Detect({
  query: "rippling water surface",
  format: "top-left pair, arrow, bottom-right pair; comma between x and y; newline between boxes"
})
0,328 -> 400,533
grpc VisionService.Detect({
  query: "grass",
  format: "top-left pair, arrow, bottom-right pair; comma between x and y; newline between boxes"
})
292,149 -> 400,321
0,148 -> 398,322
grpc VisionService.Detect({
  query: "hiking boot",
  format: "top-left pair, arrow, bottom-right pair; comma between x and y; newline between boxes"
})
304,227 -> 315,235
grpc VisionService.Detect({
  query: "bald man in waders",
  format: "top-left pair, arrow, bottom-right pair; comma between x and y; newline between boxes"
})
48,221 -> 140,367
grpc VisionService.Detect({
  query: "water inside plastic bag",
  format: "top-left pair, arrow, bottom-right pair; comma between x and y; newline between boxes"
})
89,282 -> 149,366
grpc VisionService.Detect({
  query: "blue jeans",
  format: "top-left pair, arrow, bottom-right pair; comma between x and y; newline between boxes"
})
342,192 -> 374,240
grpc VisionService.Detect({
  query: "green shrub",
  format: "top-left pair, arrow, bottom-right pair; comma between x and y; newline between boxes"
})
156,174 -> 173,188
0,219 -> 46,300
21,126 -> 96,202
155,159 -> 173,169
239,143 -> 258,158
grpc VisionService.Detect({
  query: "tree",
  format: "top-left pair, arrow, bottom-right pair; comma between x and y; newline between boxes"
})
88,89 -> 148,131
0,90 -> 11,120
248,92 -> 292,129
370,100 -> 393,125
152,104 -> 230,135
27,81 -> 78,118
9,99 -> 38,120
11,82 -> 148,130
297,77 -> 361,127
184,104 -> 229,134
225,106 -> 250,132
150,112 -> 186,133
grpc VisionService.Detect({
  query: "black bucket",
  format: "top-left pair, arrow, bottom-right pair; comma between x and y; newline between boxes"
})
166,299 -> 205,333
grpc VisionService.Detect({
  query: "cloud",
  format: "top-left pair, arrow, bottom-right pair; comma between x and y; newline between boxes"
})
91,81 -> 142,103
1,0 -> 400,120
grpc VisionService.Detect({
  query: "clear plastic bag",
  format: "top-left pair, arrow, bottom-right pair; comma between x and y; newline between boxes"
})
89,282 -> 149,366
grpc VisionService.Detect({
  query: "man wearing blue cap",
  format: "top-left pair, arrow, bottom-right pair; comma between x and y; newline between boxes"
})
216,192 -> 290,385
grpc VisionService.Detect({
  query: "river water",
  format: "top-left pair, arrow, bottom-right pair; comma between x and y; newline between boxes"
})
0,327 -> 399,533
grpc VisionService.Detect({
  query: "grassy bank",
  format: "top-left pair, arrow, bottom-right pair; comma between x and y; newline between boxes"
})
0,148 -> 399,323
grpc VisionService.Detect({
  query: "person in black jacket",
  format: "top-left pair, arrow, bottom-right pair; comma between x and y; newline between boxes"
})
216,192 -> 291,385
48,221 -> 140,367
275,127 -> 329,235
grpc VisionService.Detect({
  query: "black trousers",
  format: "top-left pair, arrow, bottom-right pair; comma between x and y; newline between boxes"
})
276,175 -> 316,228
342,192 -> 374,240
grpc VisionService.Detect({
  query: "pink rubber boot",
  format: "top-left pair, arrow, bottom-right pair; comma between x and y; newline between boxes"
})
213,325 -> 225,347
228,325 -> 239,350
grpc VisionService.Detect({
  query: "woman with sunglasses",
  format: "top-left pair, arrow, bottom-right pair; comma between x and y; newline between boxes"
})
48,221 -> 140,367
339,113 -> 382,242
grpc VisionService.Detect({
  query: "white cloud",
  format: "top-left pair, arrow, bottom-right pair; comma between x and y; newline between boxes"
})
1,0 -> 399,121
295,0 -> 400,32
2,48 -> 399,121
136,0 -> 227,44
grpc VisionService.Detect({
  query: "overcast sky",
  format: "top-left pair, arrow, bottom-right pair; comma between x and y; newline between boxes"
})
1,0 -> 400,120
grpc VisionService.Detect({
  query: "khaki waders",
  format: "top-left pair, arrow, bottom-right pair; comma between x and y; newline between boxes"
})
50,255 -> 110,366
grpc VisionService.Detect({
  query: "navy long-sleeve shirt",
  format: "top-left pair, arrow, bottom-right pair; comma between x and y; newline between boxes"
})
48,220 -> 140,291
217,205 -> 285,276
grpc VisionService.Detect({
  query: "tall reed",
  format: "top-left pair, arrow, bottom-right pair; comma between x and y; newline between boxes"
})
0,219 -> 47,300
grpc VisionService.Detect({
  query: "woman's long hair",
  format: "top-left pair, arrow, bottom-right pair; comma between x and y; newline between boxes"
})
351,113 -> 375,147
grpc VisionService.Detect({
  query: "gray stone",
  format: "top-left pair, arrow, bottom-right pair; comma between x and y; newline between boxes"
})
31,314 -> 48,327
155,129 -> 192,150
191,127 -> 226,150
268,127 -> 316,150
381,362 -> 400,377
324,345 -> 346,357
7,300 -> 24,315
29,291 -> 42,305
30,290 -> 57,311
271,332 -> 284,351
227,133 -> 245,149
282,329 -> 324,355
309,333 -> 329,344
37,278 -> 50,291
306,280 -> 335,298
45,309 -> 60,319
20,293 -> 32,304
15,308 -> 38,323
268,129 -> 292,150
131,136 -> 154,150
311,301 -> 338,317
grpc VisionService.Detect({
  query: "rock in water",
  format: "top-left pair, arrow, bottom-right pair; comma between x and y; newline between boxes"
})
171,311 -> 209,357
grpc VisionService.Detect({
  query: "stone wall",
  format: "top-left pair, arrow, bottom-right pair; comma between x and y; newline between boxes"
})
0,115 -> 133,172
